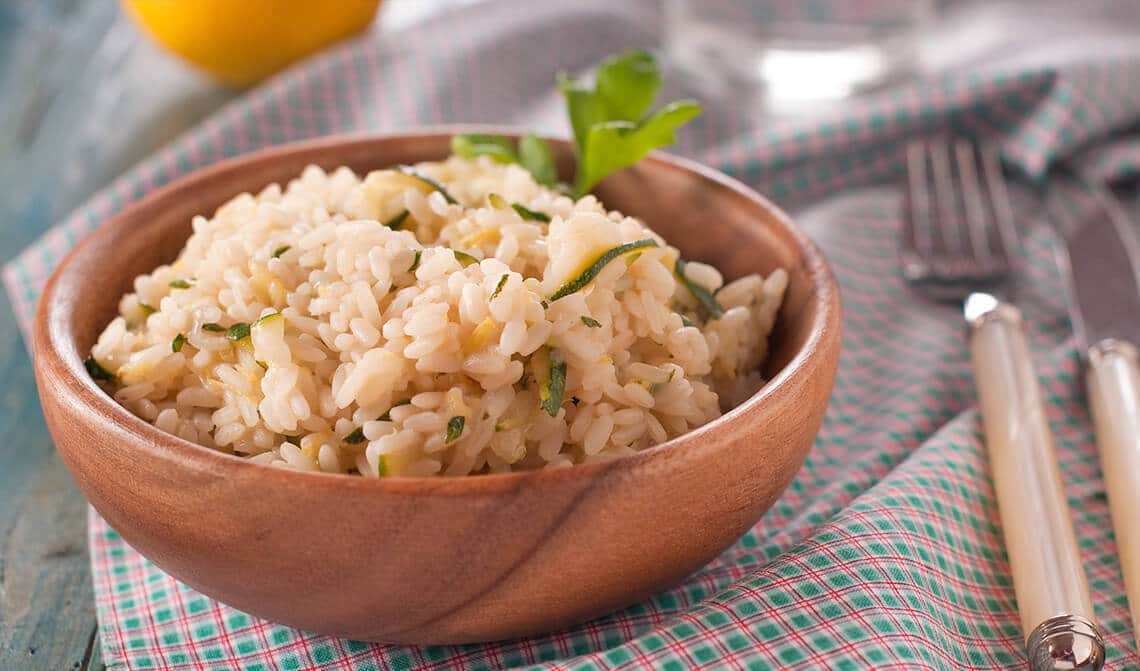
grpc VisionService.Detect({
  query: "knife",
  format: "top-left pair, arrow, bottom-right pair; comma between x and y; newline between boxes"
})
1053,174 -> 1140,653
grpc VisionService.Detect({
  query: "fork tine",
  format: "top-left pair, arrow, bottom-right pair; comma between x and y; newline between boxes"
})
904,140 -> 934,262
954,139 -> 993,265
979,145 -> 1017,261
929,139 -> 963,256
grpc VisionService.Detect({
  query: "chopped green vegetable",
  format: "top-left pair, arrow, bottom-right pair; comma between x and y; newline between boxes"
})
396,166 -> 458,204
377,398 -> 412,422
491,273 -> 509,300
272,245 -> 291,258
650,368 -> 677,395
580,315 -> 602,328
549,238 -> 657,301
451,134 -> 518,164
453,250 -> 479,266
169,279 -> 192,289
487,193 -> 509,210
675,259 -> 725,319
254,311 -> 282,326
378,455 -> 389,477
445,415 -> 465,443
518,133 -> 557,187
83,356 -> 115,382
680,315 -> 695,328
383,209 -> 410,230
202,323 -> 227,332
539,349 -> 567,417
139,301 -> 157,316
284,434 -> 301,446
343,427 -> 366,444
510,203 -> 551,222
225,322 -> 251,341
408,250 -> 422,273
172,333 -> 187,353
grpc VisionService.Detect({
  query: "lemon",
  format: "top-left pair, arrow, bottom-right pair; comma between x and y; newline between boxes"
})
122,0 -> 382,87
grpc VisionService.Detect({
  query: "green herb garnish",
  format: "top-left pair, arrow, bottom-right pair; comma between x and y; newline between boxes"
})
172,333 -> 187,353
452,133 -> 559,188
445,416 -> 466,443
518,133 -> 558,188
83,356 -> 115,382
343,427 -> 367,444
451,134 -> 518,164
396,166 -> 457,204
272,245 -> 291,258
491,273 -> 509,300
573,101 -> 701,195
139,302 -> 157,316
378,455 -> 389,477
384,210 -> 410,230
511,203 -> 551,222
225,322 -> 251,341
539,349 -> 567,417
169,279 -> 192,289
549,238 -> 657,301
202,323 -> 227,332
680,315 -> 695,328
581,316 -> 602,328
451,50 -> 700,196
675,259 -> 725,319
453,250 -> 479,267
408,250 -> 422,273
377,398 -> 412,422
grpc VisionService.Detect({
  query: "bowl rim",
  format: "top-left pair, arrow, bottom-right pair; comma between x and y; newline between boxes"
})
35,128 -> 840,496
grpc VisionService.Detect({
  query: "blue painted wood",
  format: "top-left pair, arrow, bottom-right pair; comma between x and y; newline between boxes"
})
0,3 -> 235,668
0,2 -> 460,666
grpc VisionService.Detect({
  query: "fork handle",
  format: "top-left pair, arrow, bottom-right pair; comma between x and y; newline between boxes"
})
968,301 -> 1105,671
1087,339 -> 1140,648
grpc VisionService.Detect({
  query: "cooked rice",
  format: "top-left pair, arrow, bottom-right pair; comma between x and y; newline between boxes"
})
89,157 -> 786,476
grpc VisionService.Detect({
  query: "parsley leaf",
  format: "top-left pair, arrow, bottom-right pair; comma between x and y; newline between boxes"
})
451,134 -> 517,164
576,100 -> 702,195
518,133 -> 557,187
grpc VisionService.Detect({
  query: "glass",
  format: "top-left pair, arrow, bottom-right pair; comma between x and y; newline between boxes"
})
665,0 -> 935,114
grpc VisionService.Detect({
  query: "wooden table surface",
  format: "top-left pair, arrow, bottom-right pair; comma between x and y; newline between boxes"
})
0,2 -> 458,668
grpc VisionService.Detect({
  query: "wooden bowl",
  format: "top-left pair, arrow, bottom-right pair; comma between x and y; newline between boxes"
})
34,131 -> 841,644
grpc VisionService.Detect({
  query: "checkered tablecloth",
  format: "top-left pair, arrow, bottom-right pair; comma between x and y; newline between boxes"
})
9,1 -> 1140,669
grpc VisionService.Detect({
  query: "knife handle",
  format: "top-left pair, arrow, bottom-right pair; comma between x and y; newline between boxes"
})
968,300 -> 1105,671
1088,339 -> 1140,641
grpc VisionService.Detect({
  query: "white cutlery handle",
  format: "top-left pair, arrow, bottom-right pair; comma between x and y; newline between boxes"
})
1088,339 -> 1140,640
968,301 -> 1104,670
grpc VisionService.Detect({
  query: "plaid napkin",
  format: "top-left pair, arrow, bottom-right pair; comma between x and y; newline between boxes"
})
10,1 -> 1140,668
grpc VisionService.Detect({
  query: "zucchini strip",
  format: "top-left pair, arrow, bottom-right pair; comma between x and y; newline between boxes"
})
549,238 -> 657,301
396,166 -> 458,204
675,258 -> 725,319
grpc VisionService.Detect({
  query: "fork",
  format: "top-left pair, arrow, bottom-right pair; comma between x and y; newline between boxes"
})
901,138 -> 1105,671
